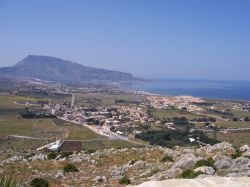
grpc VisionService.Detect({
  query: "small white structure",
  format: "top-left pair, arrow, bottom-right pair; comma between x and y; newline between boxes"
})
116,131 -> 124,135
189,138 -> 195,143
48,140 -> 63,151
36,140 -> 63,151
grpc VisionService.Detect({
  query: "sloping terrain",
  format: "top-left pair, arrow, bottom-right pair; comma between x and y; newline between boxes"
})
0,55 -> 136,83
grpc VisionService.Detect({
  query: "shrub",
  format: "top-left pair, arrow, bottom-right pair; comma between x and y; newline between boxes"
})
61,152 -> 73,158
47,152 -> 57,160
231,150 -> 242,159
195,157 -> 215,168
119,176 -> 131,185
63,163 -> 79,173
181,170 -> 200,179
85,149 -> 96,154
160,155 -> 173,163
30,178 -> 48,187
0,176 -> 17,187
129,159 -> 137,165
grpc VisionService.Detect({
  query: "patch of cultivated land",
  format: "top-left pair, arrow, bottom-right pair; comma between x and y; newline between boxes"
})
151,108 -> 209,120
216,133 -> 250,148
0,95 -> 140,158
0,118 -> 65,138
215,122 -> 250,128
74,93 -> 143,107
52,118 -> 105,140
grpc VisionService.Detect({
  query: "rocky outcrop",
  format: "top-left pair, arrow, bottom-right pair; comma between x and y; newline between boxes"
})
132,177 -> 250,187
230,157 -> 250,172
213,155 -> 232,169
130,160 -> 147,170
240,145 -> 250,153
206,142 -> 235,155
194,166 -> 215,175
170,153 -> 201,170
1,142 -> 250,186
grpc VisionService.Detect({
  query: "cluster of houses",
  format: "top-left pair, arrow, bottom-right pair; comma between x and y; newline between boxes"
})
232,102 -> 250,112
43,102 -> 155,138
144,95 -> 204,112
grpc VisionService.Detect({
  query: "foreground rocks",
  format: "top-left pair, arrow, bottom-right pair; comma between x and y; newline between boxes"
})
1,142 -> 250,186
132,177 -> 250,187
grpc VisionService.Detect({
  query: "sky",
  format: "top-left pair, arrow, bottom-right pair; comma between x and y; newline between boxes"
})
0,0 -> 250,80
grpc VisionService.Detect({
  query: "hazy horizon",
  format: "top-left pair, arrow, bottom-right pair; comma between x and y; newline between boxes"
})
0,0 -> 250,81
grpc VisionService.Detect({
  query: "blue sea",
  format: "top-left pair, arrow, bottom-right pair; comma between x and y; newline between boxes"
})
124,80 -> 250,101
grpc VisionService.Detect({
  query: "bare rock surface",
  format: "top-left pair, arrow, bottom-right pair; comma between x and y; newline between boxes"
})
132,177 -> 250,187
194,166 -> 215,175
206,142 -> 235,154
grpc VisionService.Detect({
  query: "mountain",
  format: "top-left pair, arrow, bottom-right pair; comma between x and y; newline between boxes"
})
0,55 -> 136,83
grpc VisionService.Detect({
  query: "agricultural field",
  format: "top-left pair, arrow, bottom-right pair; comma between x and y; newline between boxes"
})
52,118 -> 105,140
207,132 -> 250,148
215,121 -> 250,128
151,108 -> 207,120
0,94 -> 140,154
73,93 -> 143,107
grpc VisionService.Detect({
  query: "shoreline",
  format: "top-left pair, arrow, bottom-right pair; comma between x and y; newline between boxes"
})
122,87 -> 250,103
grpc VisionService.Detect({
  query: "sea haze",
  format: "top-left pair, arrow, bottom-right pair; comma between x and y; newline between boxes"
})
124,80 -> 250,101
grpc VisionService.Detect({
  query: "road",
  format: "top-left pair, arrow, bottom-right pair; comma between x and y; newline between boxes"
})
57,117 -> 153,147
6,135 -> 47,140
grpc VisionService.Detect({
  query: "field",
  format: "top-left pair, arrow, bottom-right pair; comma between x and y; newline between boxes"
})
0,95 -> 140,154
195,121 -> 250,129
151,108 -> 207,120
215,121 -> 250,128
73,93 -> 143,107
206,132 -> 250,148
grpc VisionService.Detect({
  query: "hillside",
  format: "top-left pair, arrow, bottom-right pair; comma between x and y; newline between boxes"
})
0,55 -> 136,83
1,142 -> 250,186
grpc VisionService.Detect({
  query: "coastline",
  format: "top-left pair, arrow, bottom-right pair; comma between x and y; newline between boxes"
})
121,80 -> 250,103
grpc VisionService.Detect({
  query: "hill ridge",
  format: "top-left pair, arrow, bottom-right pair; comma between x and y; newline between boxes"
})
0,55 -> 136,83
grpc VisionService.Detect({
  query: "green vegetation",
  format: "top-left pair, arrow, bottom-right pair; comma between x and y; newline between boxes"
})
231,150 -> 243,159
181,170 -> 201,179
74,93 -> 142,108
151,108 -> 206,120
0,175 -> 17,187
52,118 -> 105,140
60,152 -> 73,158
47,152 -> 57,160
214,133 -> 250,148
215,122 -> 250,128
85,149 -> 96,154
63,163 -> 79,173
160,155 -> 173,163
30,178 -> 48,187
135,130 -> 219,147
119,176 -> 131,185
194,158 -> 215,169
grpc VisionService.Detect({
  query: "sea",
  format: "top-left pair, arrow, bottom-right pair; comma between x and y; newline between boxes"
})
123,79 -> 250,101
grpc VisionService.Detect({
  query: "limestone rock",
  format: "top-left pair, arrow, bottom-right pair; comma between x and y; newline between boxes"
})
194,166 -> 215,175
55,170 -> 64,179
240,145 -> 250,153
171,153 -> 200,170
213,155 -> 232,169
163,148 -> 179,160
230,157 -> 250,172
130,160 -> 147,170
132,177 -> 250,187
206,142 -> 234,154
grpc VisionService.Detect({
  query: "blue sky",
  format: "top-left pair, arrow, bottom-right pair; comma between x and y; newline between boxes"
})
0,0 -> 250,80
